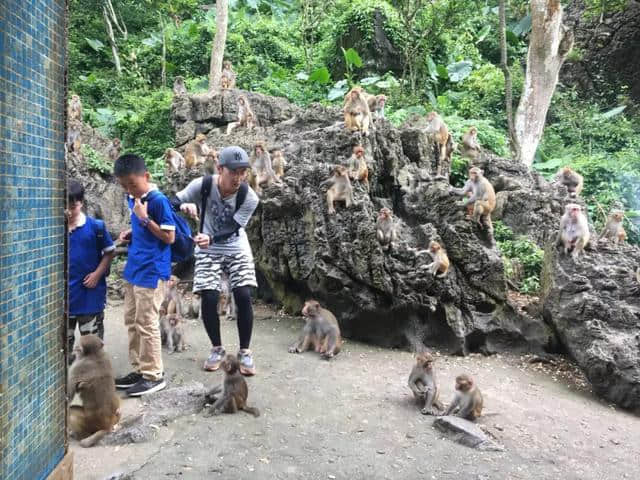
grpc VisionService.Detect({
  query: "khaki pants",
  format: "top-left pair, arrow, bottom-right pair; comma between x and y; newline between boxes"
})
123,281 -> 164,381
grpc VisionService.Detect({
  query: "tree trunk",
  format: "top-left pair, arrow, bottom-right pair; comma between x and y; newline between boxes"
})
514,0 -> 573,167
499,0 -> 517,159
102,5 -> 122,76
209,0 -> 229,92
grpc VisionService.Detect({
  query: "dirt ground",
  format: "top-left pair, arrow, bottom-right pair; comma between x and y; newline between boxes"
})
72,301 -> 640,480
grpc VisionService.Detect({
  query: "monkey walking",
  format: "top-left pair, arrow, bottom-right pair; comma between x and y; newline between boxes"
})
557,203 -> 590,259
289,300 -> 342,359
407,353 -> 444,415
444,374 -> 483,421
68,335 -> 120,447
204,355 -> 260,417
322,165 -> 354,215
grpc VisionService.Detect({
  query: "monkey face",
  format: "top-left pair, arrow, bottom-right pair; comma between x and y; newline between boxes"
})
334,166 -> 348,177
377,95 -> 386,106
302,300 -> 320,317
455,374 -> 473,392
379,208 -> 391,220
566,204 -> 581,218
168,315 -> 180,327
468,167 -> 481,181
416,353 -> 434,370
429,241 -> 440,253
221,354 -> 239,374
612,211 -> 623,222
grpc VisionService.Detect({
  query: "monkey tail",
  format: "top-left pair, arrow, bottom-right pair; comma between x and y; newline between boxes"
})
242,406 -> 260,417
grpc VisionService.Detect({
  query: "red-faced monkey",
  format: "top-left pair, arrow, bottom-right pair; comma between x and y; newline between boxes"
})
322,165 -> 354,215
450,167 -> 496,233
289,300 -> 342,359
423,241 -> 449,278
376,207 -> 395,252
205,355 -> 260,417
444,374 -> 483,421
554,166 -> 584,198
600,209 -> 626,245
184,134 -> 210,168
557,203 -> 590,259
347,144 -> 369,188
343,86 -> 371,135
407,353 -> 444,415
461,127 -> 481,160
68,335 -> 120,447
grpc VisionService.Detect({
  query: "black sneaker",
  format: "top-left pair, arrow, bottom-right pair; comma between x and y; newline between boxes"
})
125,377 -> 167,397
115,372 -> 143,389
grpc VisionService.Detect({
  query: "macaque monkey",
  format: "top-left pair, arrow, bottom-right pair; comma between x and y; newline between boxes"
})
422,241 -> 449,278
184,133 -> 211,168
220,60 -> 237,89
218,272 -> 237,321
226,96 -> 256,135
557,203 -> 590,259
376,207 -> 395,252
68,335 -> 120,447
289,300 -> 342,359
343,86 -> 371,135
67,124 -> 82,153
107,138 -> 121,162
204,355 -> 260,417
205,150 -> 219,174
68,94 -> 83,123
407,353 -> 444,415
321,165 -> 354,215
425,111 -> 450,166
163,313 -> 186,353
555,166 -> 584,198
444,374 -> 483,421
164,148 -> 186,172
173,76 -> 187,96
367,94 -> 386,119
251,141 -> 280,194
461,127 -> 481,160
600,209 -> 626,244
160,275 -> 183,317
271,149 -> 286,179
347,145 -> 369,188
450,167 -> 496,233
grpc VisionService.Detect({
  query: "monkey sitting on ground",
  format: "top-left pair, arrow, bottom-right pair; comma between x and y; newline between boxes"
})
321,165 -> 354,215
160,313 -> 186,353
68,335 -> 120,447
173,76 -> 187,96
554,166 -> 583,198
557,203 -> 590,259
226,96 -> 256,135
599,209 -> 626,245
289,300 -> 342,359
347,144 -> 369,188
164,148 -> 185,173
107,138 -> 121,162
220,60 -> 237,89
271,149 -> 286,180
420,241 -> 450,278
444,374 -> 483,421
343,86 -> 371,136
376,207 -> 395,252
184,134 -> 211,169
204,355 -> 260,417
461,127 -> 481,160
218,272 -> 237,321
425,111 -> 451,170
407,352 -> 444,415
450,167 -> 496,234
366,94 -> 386,119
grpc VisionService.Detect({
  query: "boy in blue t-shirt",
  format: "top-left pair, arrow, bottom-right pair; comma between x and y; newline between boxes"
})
113,154 -> 176,397
67,180 -> 115,363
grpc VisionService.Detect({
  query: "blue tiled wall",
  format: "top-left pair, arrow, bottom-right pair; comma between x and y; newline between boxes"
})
0,2 -> 68,479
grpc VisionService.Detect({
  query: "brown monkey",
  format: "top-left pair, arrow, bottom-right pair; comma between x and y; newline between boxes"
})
68,94 -> 83,123
271,149 -> 286,179
218,272 -> 236,321
159,275 -> 183,317
461,127 -> 480,160
289,300 -> 342,359
107,138 -> 121,162
321,165 -> 354,215
220,60 -> 237,89
422,241 -> 449,278
204,355 -> 260,417
173,76 -> 187,96
68,335 -> 120,447
347,145 -> 369,188
164,148 -> 186,172
367,94 -> 386,119
444,374 -> 483,421
184,134 -> 211,168
251,141 -> 280,193
67,122 -> 82,153
205,150 -> 219,174
557,203 -> 590,259
163,313 -> 186,353
450,167 -> 496,233
376,207 -> 395,252
226,96 -> 256,135
600,209 -> 626,244
555,166 -> 584,198
425,112 -> 450,167
343,86 -> 371,135
407,353 -> 444,415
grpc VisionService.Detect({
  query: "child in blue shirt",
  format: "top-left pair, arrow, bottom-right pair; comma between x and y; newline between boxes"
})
67,180 -> 115,364
113,154 -> 176,397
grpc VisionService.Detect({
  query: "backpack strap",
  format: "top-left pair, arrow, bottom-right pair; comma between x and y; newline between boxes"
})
235,182 -> 248,213
199,174 -> 213,234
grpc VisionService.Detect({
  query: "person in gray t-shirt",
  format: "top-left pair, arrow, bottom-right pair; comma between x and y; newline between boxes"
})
175,146 -> 259,376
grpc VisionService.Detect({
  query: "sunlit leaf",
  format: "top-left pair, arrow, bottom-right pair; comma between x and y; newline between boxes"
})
476,25 -> 491,43
85,38 -> 104,52
360,76 -> 381,86
599,105 -> 626,120
436,65 -> 449,79
447,61 -> 473,83
342,48 -> 363,68
309,67 -> 331,84
296,72 -> 310,81
328,84 -> 348,101
512,14 -> 532,36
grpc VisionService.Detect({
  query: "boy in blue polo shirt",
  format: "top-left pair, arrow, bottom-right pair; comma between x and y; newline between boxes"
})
113,154 -> 176,396
67,180 -> 115,364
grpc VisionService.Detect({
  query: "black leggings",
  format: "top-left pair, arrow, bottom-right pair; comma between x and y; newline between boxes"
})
200,286 -> 253,349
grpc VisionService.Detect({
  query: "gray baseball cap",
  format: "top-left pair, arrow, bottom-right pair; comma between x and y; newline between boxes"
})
218,146 -> 251,170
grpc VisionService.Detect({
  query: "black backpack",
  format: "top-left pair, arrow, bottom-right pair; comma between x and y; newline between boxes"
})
199,175 -> 248,242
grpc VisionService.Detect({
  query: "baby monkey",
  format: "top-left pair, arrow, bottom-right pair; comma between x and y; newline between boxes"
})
161,313 -> 186,353
444,374 -> 483,421
205,355 -> 260,417
376,207 -> 395,252
407,352 -> 444,415
421,241 -> 449,278
289,300 -> 342,359
322,165 -> 354,215
600,209 -> 626,245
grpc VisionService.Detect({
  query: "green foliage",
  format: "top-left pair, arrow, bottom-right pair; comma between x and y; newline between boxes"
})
82,145 -> 112,175
494,221 -> 544,295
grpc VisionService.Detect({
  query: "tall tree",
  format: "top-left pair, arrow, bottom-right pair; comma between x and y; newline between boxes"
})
209,0 -> 229,92
102,0 -> 128,76
499,0 -> 517,158
513,0 -> 574,166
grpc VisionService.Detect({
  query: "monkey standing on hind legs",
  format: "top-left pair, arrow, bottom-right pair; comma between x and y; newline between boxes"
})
68,335 -> 120,447
444,374 -> 483,421
407,352 -> 444,415
204,355 -> 260,417
321,165 -> 354,215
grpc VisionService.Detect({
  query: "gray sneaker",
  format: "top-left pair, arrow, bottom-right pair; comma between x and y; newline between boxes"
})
237,349 -> 256,376
204,346 -> 226,371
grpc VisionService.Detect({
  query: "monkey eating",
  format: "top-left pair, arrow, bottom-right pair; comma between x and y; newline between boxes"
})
322,165 -> 354,215
220,60 -> 237,89
599,209 -> 626,245
343,86 -> 371,136
204,355 -> 260,417
376,207 -> 395,252
289,300 -> 342,359
226,95 -> 256,135
443,374 -> 483,421
461,126 -> 481,160
347,144 -> 369,188
554,166 -> 584,198
407,352 -> 444,415
557,203 -> 590,259
421,241 -> 450,278
184,133 -> 211,169
173,76 -> 187,96
450,167 -> 496,235
68,335 -> 120,447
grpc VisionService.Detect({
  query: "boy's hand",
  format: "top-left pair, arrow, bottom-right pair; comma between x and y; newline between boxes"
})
180,203 -> 199,219
193,233 -> 210,248
133,198 -> 148,221
118,229 -> 132,244
83,271 -> 101,289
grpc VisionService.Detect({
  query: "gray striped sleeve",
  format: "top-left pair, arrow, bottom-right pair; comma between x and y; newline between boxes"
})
234,186 -> 259,227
